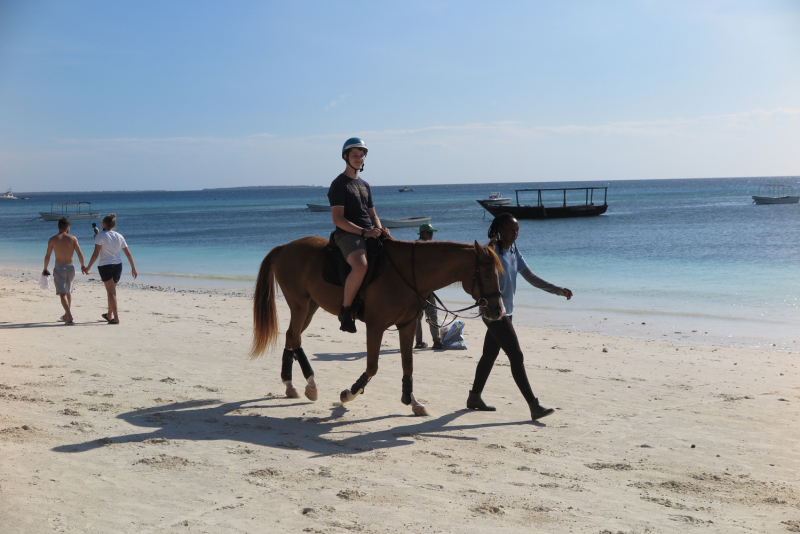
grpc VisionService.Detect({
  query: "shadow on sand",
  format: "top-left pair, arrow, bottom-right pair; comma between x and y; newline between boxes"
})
52,397 -> 544,457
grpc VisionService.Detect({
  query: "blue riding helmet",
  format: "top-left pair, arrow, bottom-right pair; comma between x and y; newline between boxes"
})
342,137 -> 368,156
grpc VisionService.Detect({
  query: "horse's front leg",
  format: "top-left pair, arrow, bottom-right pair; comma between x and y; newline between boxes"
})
339,322 -> 382,404
399,318 -> 428,416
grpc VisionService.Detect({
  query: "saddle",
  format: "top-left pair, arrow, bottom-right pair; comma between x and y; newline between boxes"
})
322,232 -> 387,320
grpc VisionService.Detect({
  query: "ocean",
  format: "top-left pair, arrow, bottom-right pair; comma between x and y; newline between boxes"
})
2,177 -> 798,352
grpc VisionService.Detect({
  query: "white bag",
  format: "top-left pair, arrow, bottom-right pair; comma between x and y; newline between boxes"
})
439,320 -> 467,350
39,273 -> 51,290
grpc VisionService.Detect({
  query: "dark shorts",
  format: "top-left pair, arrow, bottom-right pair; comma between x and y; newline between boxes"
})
334,228 -> 372,258
98,263 -> 123,283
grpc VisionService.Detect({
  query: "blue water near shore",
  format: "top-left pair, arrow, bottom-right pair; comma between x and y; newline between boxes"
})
1,177 -> 798,351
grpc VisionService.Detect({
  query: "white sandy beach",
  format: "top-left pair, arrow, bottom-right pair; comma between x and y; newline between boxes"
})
1,271 -> 799,533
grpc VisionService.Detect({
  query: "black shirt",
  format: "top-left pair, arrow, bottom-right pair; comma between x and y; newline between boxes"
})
327,173 -> 374,229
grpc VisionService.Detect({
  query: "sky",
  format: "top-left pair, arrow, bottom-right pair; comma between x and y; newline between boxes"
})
1,0 -> 799,192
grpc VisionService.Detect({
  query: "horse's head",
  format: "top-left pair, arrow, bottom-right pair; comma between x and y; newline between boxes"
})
464,241 -> 505,321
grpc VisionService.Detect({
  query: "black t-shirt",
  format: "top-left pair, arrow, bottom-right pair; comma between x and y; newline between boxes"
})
327,173 -> 374,229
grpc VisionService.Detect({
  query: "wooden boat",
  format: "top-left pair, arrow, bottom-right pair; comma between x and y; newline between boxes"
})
477,191 -> 512,206
752,185 -> 799,205
477,187 -> 608,219
306,203 -> 330,212
381,216 -> 431,228
39,202 -> 101,221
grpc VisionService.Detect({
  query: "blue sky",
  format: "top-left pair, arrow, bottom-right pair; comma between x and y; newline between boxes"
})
1,0 -> 799,191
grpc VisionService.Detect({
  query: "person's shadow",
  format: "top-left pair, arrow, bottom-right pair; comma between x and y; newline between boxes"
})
52,397 -> 538,457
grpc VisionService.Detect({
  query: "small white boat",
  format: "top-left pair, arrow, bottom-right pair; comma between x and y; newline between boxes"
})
306,203 -> 330,212
39,202 -> 101,221
752,185 -> 799,205
1,189 -> 19,200
381,216 -> 431,228
398,187 -> 414,193
478,192 -> 512,206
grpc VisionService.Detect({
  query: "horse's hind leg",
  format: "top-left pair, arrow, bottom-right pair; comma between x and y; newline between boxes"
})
282,299 -> 318,400
297,301 -> 320,400
399,318 -> 428,416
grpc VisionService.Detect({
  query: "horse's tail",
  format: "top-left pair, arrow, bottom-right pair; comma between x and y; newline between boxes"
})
250,245 -> 283,359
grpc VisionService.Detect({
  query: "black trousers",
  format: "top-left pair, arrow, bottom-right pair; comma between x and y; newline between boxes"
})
471,315 -> 537,405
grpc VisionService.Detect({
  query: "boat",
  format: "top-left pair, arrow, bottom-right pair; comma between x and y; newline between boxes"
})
398,187 -> 414,192
306,203 -> 330,212
477,187 -> 608,219
1,189 -> 19,200
477,192 -> 512,206
752,184 -> 799,205
381,216 -> 431,228
39,202 -> 101,221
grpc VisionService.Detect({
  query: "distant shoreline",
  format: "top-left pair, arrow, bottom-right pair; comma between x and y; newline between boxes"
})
8,175 -> 799,195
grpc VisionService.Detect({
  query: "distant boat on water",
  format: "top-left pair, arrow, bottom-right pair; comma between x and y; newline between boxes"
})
381,216 -> 430,228
398,187 -> 413,193
39,202 -> 101,221
477,192 -> 512,206
477,187 -> 608,219
752,184 -> 799,205
1,189 -> 19,200
306,203 -> 330,212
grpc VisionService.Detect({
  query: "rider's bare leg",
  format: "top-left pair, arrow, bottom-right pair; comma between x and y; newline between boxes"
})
343,249 -> 368,307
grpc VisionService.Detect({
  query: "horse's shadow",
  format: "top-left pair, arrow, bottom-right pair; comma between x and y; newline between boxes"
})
52,397 -> 534,457
311,348 -> 401,362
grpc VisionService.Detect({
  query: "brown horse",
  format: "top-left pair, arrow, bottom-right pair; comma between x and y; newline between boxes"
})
250,236 -> 505,416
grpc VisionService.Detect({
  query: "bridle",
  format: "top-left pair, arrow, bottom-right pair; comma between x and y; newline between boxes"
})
383,241 -> 502,328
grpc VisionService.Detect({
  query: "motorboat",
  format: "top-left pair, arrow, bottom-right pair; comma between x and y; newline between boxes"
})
306,203 -> 330,212
477,187 -> 608,219
381,216 -> 431,228
39,202 -> 101,221
752,184 -> 799,205
398,187 -> 414,192
477,192 -> 512,206
1,189 -> 19,200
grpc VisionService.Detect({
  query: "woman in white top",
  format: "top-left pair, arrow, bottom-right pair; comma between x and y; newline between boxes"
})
83,214 -> 137,324
467,213 -> 573,421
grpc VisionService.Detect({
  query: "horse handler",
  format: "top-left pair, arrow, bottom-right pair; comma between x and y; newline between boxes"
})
467,213 -> 573,421
327,137 -> 390,333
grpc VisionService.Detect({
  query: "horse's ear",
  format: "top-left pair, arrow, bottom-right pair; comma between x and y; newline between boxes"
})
474,240 -> 484,257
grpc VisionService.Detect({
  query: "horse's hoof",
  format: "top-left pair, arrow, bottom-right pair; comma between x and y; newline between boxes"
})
285,386 -> 300,398
412,405 -> 429,416
340,390 -> 351,403
305,386 -> 318,401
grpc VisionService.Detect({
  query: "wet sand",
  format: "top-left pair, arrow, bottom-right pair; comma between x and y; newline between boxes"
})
1,272 -> 798,533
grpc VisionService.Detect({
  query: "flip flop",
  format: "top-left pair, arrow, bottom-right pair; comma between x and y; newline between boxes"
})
58,315 -> 66,322
107,320 -> 119,325
64,321 -> 75,325
101,313 -> 109,321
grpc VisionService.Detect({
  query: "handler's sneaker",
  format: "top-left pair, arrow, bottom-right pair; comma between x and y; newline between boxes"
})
529,401 -> 555,421
338,306 -> 357,333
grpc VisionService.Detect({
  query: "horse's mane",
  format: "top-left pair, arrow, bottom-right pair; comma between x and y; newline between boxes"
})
383,237 -> 504,274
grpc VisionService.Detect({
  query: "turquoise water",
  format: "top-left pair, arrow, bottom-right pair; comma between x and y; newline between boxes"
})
2,177 -> 798,351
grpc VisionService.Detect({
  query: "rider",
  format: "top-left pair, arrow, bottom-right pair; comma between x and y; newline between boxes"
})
327,137 -> 390,333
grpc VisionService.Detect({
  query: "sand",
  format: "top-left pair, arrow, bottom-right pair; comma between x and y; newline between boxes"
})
1,271 -> 798,533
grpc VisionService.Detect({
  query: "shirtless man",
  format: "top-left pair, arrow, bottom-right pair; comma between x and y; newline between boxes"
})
43,218 -> 86,324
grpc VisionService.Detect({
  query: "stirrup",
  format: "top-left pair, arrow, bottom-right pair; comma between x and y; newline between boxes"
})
339,306 -> 357,333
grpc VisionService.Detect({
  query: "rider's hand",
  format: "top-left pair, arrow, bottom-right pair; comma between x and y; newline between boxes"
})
365,228 -> 382,239
380,227 -> 391,237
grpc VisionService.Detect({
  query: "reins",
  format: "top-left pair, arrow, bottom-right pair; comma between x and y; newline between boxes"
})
382,240 -> 500,330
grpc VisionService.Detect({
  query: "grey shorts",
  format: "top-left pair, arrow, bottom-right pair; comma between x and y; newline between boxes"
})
53,264 -> 75,295
334,228 -> 372,258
